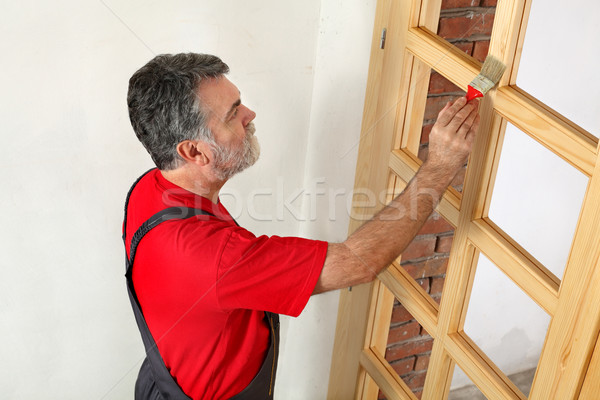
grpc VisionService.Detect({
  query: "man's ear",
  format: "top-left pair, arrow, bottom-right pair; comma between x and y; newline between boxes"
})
176,140 -> 211,166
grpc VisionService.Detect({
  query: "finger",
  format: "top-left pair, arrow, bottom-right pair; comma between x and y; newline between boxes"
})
436,96 -> 467,126
447,101 -> 477,131
437,101 -> 452,119
457,108 -> 478,139
465,98 -> 481,112
465,114 -> 480,146
436,97 -> 464,126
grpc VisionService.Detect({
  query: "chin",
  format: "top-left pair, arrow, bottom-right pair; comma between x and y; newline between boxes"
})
249,135 -> 260,164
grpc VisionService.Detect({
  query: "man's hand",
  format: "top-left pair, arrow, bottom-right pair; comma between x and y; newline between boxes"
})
427,96 -> 480,180
314,96 -> 481,295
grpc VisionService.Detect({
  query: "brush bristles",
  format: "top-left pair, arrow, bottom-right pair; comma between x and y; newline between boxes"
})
479,55 -> 506,84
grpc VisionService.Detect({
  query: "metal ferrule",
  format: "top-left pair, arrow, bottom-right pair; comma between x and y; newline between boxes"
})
469,75 -> 495,95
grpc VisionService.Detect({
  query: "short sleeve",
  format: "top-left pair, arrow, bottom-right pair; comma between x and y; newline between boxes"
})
215,226 -> 328,317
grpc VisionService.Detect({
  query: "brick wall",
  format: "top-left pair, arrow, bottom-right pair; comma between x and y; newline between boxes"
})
381,1 -> 496,398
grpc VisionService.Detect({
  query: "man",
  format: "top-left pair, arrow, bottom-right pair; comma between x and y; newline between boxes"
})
124,53 -> 479,399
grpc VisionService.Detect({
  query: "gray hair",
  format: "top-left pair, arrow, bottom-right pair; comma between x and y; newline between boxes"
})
127,53 -> 229,170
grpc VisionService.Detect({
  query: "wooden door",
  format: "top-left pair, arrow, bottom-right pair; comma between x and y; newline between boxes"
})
327,1 -> 600,399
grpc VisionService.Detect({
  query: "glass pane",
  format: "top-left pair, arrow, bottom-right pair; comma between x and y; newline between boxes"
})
451,367 -> 536,399
516,0 -> 600,138
437,1 -> 497,63
449,363 -> 488,400
488,123 -> 588,278
463,252 -> 550,396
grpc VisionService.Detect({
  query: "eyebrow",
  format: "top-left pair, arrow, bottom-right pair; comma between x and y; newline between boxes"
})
224,98 -> 242,120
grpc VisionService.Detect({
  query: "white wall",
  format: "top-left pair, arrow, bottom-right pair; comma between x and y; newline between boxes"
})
452,0 -> 599,389
0,1 -> 374,398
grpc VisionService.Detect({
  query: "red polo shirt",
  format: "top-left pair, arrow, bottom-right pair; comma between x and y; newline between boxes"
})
124,169 -> 328,399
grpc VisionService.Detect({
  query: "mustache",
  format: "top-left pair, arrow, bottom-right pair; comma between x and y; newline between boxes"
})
245,121 -> 256,136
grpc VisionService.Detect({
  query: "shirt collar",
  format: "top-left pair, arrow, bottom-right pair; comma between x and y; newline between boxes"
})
154,169 -> 235,223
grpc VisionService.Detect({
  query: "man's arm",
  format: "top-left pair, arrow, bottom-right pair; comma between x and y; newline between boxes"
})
314,97 -> 480,294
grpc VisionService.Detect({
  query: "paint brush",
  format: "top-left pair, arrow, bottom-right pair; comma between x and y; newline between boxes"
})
466,55 -> 507,101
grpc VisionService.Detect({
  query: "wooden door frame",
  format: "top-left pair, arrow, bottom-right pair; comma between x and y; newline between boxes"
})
327,1 -> 600,399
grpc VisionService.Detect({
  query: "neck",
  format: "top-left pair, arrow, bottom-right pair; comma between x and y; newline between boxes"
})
160,166 -> 224,204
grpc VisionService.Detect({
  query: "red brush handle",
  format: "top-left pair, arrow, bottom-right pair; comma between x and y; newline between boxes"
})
466,85 -> 483,101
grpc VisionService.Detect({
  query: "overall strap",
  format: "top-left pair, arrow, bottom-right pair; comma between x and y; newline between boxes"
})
127,207 -> 215,273
123,168 -> 155,243
126,206 -> 214,400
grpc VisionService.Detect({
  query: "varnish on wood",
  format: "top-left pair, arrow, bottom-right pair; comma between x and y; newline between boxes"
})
328,0 -> 600,399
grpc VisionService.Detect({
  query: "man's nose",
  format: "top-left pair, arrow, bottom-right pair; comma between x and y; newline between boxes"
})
243,105 -> 256,126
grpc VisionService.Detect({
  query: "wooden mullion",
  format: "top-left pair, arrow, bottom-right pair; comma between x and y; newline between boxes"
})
487,0 -> 529,87
434,187 -> 460,232
398,0 -> 442,155
417,0 -> 442,28
368,288 -> 396,370
393,48 -> 415,152
529,149 -> 600,398
494,86 -> 597,176
392,0 -> 427,153
507,0 -> 533,86
422,237 -> 482,398
473,114 -> 507,220
479,0 -> 533,225
469,218 -> 559,315
356,369 -> 379,400
446,332 -> 526,400
453,245 -> 480,333
388,149 -> 460,227
408,0 -> 426,28
580,330 -> 600,398
378,262 -> 439,336
423,80 -> 500,398
421,341 -> 455,399
405,28 -> 597,176
429,3 -> 537,396
398,57 -> 431,155
359,279 -> 396,396
406,27 -> 479,91
422,245 -> 477,399
360,347 -> 418,400
357,279 -> 396,400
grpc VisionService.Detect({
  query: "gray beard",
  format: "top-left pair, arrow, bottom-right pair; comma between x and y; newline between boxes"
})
211,122 -> 260,181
